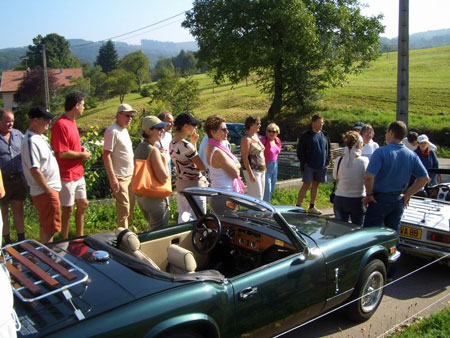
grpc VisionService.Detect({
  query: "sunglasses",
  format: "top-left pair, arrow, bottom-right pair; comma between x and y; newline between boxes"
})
151,127 -> 164,131
219,128 -> 229,132
267,130 -> 277,133
120,113 -> 134,118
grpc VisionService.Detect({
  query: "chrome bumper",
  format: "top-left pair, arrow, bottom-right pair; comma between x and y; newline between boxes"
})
399,241 -> 450,259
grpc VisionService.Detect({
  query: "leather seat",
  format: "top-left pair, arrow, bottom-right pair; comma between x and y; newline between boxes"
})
167,244 -> 197,274
115,228 -> 160,271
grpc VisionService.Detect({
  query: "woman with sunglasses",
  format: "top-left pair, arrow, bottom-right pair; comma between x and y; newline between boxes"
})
134,116 -> 170,229
241,116 -> 266,199
261,123 -> 282,202
204,116 -> 244,212
170,113 -> 207,223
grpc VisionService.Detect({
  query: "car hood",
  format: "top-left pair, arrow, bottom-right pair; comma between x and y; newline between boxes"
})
14,239 -> 184,337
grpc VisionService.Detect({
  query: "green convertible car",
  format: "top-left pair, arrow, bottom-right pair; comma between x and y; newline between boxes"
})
3,187 -> 400,337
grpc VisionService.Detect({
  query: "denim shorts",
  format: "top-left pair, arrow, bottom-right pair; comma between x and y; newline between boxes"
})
302,166 -> 327,184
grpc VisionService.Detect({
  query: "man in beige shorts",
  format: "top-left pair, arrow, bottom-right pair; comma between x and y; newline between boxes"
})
103,104 -> 136,228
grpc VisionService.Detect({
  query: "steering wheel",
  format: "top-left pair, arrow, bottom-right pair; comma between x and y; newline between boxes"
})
191,213 -> 223,254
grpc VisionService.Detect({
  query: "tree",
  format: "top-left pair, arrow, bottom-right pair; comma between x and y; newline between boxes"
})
152,59 -> 176,81
22,33 -> 79,69
183,0 -> 384,119
105,69 -> 137,103
95,40 -> 118,73
150,75 -> 200,115
172,50 -> 198,75
119,51 -> 150,90
14,67 -> 59,107
13,67 -> 60,130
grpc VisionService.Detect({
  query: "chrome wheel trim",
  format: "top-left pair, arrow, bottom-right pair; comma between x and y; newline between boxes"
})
360,270 -> 384,313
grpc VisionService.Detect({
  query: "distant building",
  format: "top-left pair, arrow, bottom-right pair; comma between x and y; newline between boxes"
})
0,68 -> 83,110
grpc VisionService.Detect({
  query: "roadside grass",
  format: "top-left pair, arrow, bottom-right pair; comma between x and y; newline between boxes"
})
9,185 -> 333,242
77,46 -> 450,138
389,307 -> 450,337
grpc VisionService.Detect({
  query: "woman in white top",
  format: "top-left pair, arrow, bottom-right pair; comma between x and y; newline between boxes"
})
360,124 -> 379,159
204,116 -> 244,212
0,170 -> 18,337
333,131 -> 369,226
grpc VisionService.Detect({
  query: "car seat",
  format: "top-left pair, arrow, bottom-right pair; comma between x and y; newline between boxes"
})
166,244 -> 197,274
115,227 -> 161,271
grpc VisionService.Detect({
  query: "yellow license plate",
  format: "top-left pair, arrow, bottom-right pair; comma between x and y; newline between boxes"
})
400,225 -> 422,240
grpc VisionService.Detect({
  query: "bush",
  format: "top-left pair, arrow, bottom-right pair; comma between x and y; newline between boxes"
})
140,86 -> 151,98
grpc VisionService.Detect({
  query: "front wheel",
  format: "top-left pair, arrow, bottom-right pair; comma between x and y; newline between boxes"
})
346,259 -> 386,322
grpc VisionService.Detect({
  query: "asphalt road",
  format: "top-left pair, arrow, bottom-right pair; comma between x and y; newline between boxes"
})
280,254 -> 450,338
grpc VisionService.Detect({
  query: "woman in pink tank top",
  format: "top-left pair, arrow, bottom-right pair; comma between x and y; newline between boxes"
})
261,123 -> 281,202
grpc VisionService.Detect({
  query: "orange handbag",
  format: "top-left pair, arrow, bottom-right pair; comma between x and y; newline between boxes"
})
131,156 -> 172,198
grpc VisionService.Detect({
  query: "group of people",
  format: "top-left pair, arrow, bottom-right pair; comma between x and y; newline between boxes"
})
330,120 -> 432,233
0,93 -> 438,245
0,92 -> 91,244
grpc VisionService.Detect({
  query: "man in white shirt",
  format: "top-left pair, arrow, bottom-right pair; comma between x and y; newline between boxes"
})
156,110 -> 174,173
21,106 -> 62,243
103,104 -> 136,228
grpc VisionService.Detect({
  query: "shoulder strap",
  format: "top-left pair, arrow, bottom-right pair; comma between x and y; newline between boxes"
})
209,147 -> 219,164
336,156 -> 343,176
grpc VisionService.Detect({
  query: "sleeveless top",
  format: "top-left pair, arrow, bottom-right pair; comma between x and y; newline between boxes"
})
243,136 -> 266,171
134,140 -> 154,161
209,148 -> 233,191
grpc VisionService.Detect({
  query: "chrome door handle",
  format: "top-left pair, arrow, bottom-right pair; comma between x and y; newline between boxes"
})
239,287 -> 258,300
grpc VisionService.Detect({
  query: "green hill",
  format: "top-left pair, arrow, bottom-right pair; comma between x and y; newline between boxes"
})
78,45 -> 450,145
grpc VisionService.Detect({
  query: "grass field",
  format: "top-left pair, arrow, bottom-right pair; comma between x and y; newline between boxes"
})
77,45 -> 450,137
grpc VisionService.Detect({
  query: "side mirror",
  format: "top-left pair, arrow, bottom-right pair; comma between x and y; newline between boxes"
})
298,246 -> 310,262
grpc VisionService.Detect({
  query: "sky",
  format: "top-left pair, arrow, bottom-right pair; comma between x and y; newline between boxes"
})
0,0 -> 449,49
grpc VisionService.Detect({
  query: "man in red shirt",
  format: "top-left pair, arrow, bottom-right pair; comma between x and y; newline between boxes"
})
51,91 -> 91,239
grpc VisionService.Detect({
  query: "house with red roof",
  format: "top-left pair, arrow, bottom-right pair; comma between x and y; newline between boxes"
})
0,68 -> 83,110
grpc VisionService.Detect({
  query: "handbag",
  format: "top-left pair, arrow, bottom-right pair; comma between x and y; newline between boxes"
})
329,157 -> 343,203
132,151 -> 172,198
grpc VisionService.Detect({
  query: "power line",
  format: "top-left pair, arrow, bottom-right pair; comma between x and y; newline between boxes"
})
116,18 -> 185,43
71,9 -> 192,49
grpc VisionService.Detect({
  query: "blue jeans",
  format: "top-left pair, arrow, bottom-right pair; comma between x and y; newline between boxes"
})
363,194 -> 404,232
263,161 -> 278,202
333,196 -> 365,226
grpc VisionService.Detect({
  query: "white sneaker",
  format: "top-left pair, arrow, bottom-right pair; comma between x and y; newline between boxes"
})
308,207 -> 322,215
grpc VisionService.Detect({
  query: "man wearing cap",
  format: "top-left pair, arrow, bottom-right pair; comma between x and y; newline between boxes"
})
353,122 -> 365,133
51,91 -> 91,239
0,108 -> 27,245
363,121 -> 429,232
155,110 -> 174,174
21,107 -> 61,243
103,104 -> 136,229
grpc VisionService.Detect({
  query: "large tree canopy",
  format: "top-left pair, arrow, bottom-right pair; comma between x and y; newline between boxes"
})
119,51 -> 150,90
183,0 -> 384,118
23,33 -> 79,69
96,40 -> 119,73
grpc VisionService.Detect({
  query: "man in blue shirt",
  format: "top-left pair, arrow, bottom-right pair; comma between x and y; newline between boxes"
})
363,121 -> 429,232
0,108 -> 27,245
296,114 -> 331,215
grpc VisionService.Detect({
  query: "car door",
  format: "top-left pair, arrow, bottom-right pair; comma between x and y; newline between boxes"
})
230,251 -> 327,335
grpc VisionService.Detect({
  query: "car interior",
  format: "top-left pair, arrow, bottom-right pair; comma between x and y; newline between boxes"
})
114,213 -> 299,279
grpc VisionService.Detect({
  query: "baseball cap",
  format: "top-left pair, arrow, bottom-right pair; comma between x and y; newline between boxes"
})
174,113 -> 201,127
28,106 -> 55,120
353,122 -> 365,130
141,116 -> 169,131
417,134 -> 430,144
117,103 -> 136,114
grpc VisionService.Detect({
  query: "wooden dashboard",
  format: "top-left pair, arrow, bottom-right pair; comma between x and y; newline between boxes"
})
206,219 -> 297,253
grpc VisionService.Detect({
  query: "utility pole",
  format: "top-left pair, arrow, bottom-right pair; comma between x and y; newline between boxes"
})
42,44 -> 50,111
396,0 -> 409,126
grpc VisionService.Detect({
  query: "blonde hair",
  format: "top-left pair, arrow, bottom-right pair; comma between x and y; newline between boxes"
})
266,123 -> 280,134
343,130 -> 361,149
